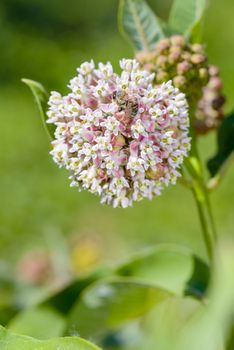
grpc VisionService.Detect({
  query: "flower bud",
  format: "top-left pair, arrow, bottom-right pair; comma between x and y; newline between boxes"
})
208,76 -> 223,90
173,75 -> 186,89
181,51 -> 191,61
171,35 -> 186,47
190,53 -> 206,64
156,55 -> 168,68
177,61 -> 191,74
191,54 -> 207,65
143,63 -> 155,71
208,65 -> 219,76
212,95 -> 226,109
195,65 -> 225,133
135,51 -> 149,62
191,44 -> 203,53
156,38 -> 170,53
168,52 -> 180,64
199,68 -> 208,80
135,35 -> 225,135
156,71 -> 169,83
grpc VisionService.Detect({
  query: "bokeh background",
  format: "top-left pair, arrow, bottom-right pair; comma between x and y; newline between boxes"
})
0,0 -> 234,284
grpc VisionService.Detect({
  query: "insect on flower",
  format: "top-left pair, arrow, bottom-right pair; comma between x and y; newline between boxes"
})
113,91 -> 139,116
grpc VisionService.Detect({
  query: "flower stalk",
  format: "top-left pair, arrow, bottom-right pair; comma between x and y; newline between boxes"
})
185,126 -> 217,263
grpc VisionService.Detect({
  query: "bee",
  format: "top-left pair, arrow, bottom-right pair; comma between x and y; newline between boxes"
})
113,91 -> 138,117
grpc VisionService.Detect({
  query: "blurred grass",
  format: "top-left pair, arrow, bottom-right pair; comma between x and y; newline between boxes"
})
0,0 -> 234,267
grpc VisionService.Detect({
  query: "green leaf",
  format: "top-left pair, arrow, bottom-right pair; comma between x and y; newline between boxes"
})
0,276 -> 19,325
207,113 -> 234,177
168,0 -> 207,41
137,296 -> 201,349
128,245 -> 234,350
115,245 -> 209,297
42,267 -> 112,315
40,247 -> 208,323
175,244 -> 234,350
67,278 -> 172,337
22,78 -> 55,140
227,321 -> 234,350
0,325 -> 101,350
8,306 -> 66,339
0,307 -> 18,327
3,247 -> 208,344
118,0 -> 165,52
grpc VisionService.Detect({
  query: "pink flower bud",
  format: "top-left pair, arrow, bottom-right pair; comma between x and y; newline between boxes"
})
177,61 -> 192,74
173,75 -> 186,88
170,35 -> 185,47
191,54 -> 207,65
208,77 -> 223,90
156,38 -> 170,53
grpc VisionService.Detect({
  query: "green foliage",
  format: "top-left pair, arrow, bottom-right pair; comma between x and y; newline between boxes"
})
0,0 -> 125,86
43,246 -> 209,310
168,0 -> 207,41
227,323 -> 234,350
116,245 -> 209,297
2,246 -> 209,343
118,0 -> 165,51
119,0 -> 209,50
40,246 -> 208,321
0,325 -> 101,350
67,278 -> 172,337
207,113 -> 234,177
0,277 -> 18,326
135,296 -> 201,350
42,267 -> 113,314
131,245 -> 234,350
8,307 -> 66,339
174,246 -> 234,350
22,79 -> 55,140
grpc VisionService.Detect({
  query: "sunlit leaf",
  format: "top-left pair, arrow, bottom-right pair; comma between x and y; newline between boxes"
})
22,78 -> 55,139
116,245 -> 209,297
118,0 -> 165,51
207,113 -> 234,177
0,325 -> 101,350
67,278 -> 172,337
168,0 -> 207,42
8,306 -> 66,339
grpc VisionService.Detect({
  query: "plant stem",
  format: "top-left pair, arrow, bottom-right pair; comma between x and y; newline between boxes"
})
186,130 -> 217,263
191,181 -> 215,262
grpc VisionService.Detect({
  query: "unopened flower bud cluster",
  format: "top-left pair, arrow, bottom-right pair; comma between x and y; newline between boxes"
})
194,65 -> 225,133
47,59 -> 190,208
136,35 -> 225,134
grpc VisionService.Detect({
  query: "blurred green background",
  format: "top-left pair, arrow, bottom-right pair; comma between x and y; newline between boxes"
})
0,0 -> 234,278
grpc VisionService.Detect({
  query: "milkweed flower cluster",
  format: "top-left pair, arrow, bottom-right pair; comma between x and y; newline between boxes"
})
47,59 -> 190,208
136,35 -> 225,134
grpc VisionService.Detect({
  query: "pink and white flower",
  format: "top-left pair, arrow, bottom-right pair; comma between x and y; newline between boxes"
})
47,59 -> 190,208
